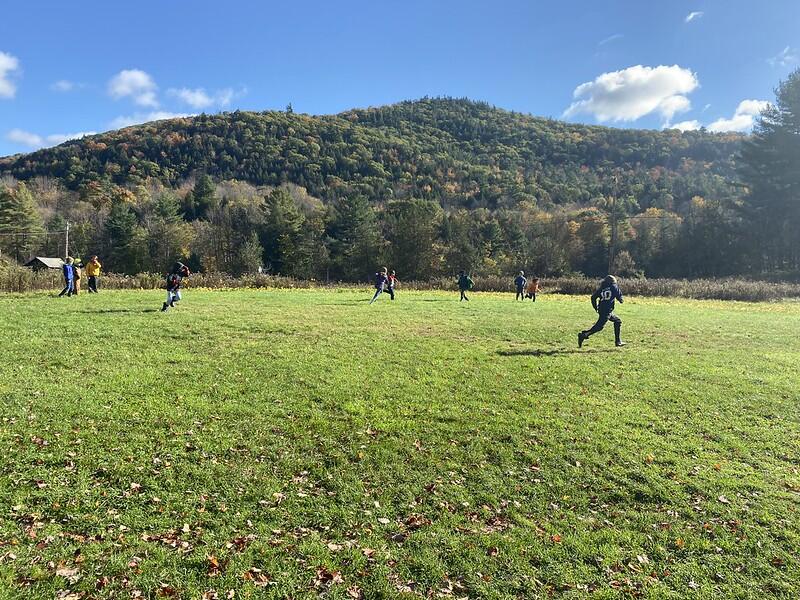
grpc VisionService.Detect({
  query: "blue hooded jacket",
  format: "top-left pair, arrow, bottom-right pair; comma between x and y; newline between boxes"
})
62,263 -> 74,281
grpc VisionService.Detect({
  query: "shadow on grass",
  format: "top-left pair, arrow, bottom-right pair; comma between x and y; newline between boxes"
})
76,308 -> 160,314
498,347 -> 619,357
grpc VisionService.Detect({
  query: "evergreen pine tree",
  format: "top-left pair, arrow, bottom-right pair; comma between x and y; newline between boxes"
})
192,175 -> 217,220
739,69 -> 800,272
327,195 -> 384,281
0,182 -> 45,262
105,200 -> 141,273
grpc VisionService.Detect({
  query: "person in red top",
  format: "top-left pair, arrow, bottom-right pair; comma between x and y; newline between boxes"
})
386,270 -> 398,300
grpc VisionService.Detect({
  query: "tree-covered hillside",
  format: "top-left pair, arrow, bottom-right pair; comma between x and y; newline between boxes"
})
0,98 -> 741,212
4,89 -> 796,282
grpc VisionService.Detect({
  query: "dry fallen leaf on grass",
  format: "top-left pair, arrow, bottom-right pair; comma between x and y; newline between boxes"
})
243,567 -> 271,587
347,585 -> 363,599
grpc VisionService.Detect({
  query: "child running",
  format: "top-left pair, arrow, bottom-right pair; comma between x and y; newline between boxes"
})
578,275 -> 625,348
525,277 -> 540,302
369,267 -> 389,304
162,262 -> 191,312
457,270 -> 474,302
514,271 -> 527,301
386,270 -> 398,301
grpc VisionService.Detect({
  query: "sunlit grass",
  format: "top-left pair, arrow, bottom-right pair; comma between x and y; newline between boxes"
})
0,289 -> 798,599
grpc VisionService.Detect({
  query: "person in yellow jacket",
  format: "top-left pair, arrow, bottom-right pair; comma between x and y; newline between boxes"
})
86,256 -> 102,293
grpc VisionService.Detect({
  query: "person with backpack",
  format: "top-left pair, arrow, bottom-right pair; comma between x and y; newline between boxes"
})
386,270 -> 398,301
58,257 -> 75,297
514,271 -> 527,301
85,256 -> 102,293
578,275 -> 626,348
458,270 -> 474,302
369,267 -> 389,304
162,262 -> 191,312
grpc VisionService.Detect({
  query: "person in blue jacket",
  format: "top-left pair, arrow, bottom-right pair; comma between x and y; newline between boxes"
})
578,275 -> 625,347
514,271 -> 527,301
58,257 -> 75,297
369,267 -> 389,304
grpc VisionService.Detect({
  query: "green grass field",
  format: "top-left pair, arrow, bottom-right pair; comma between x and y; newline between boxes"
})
0,289 -> 798,599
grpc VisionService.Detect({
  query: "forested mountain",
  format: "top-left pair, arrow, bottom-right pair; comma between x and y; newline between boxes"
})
3,90 -> 797,282
0,98 -> 741,212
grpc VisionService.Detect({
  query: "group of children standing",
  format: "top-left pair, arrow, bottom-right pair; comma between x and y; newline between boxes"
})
59,256 -> 102,297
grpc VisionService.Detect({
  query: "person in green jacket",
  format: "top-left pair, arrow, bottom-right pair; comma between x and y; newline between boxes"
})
458,270 -> 474,302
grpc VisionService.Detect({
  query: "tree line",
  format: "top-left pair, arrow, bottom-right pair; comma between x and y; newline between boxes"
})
0,71 -> 798,280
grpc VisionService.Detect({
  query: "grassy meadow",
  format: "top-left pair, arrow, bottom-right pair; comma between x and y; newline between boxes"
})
0,288 -> 798,599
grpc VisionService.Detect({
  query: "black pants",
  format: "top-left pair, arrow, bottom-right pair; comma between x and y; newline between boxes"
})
526,292 -> 536,302
88,276 -> 98,293
583,311 -> 622,343
386,287 -> 395,300
460,289 -> 469,301
515,288 -> 524,301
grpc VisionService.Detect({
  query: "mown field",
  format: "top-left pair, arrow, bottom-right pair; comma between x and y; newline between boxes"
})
0,289 -> 798,599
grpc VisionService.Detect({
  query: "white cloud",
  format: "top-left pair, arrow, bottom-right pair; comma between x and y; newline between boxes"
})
670,120 -> 701,132
767,46 -> 799,68
108,69 -> 158,107
685,11 -> 704,23
7,129 -> 42,147
109,111 -> 193,129
167,86 -> 244,109
168,87 -> 214,109
51,79 -> 83,92
707,99 -> 769,132
564,65 -> 699,123
0,51 -> 20,99
598,34 -> 623,46
6,129 -> 95,149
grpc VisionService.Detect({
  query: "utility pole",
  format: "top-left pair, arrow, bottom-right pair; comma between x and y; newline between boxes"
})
607,174 -> 619,274
65,222 -> 70,258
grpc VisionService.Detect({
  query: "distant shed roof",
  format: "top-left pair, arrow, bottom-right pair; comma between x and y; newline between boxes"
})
24,257 -> 65,270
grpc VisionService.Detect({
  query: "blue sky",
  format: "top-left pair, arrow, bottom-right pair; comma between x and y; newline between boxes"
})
1,0 -> 798,156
